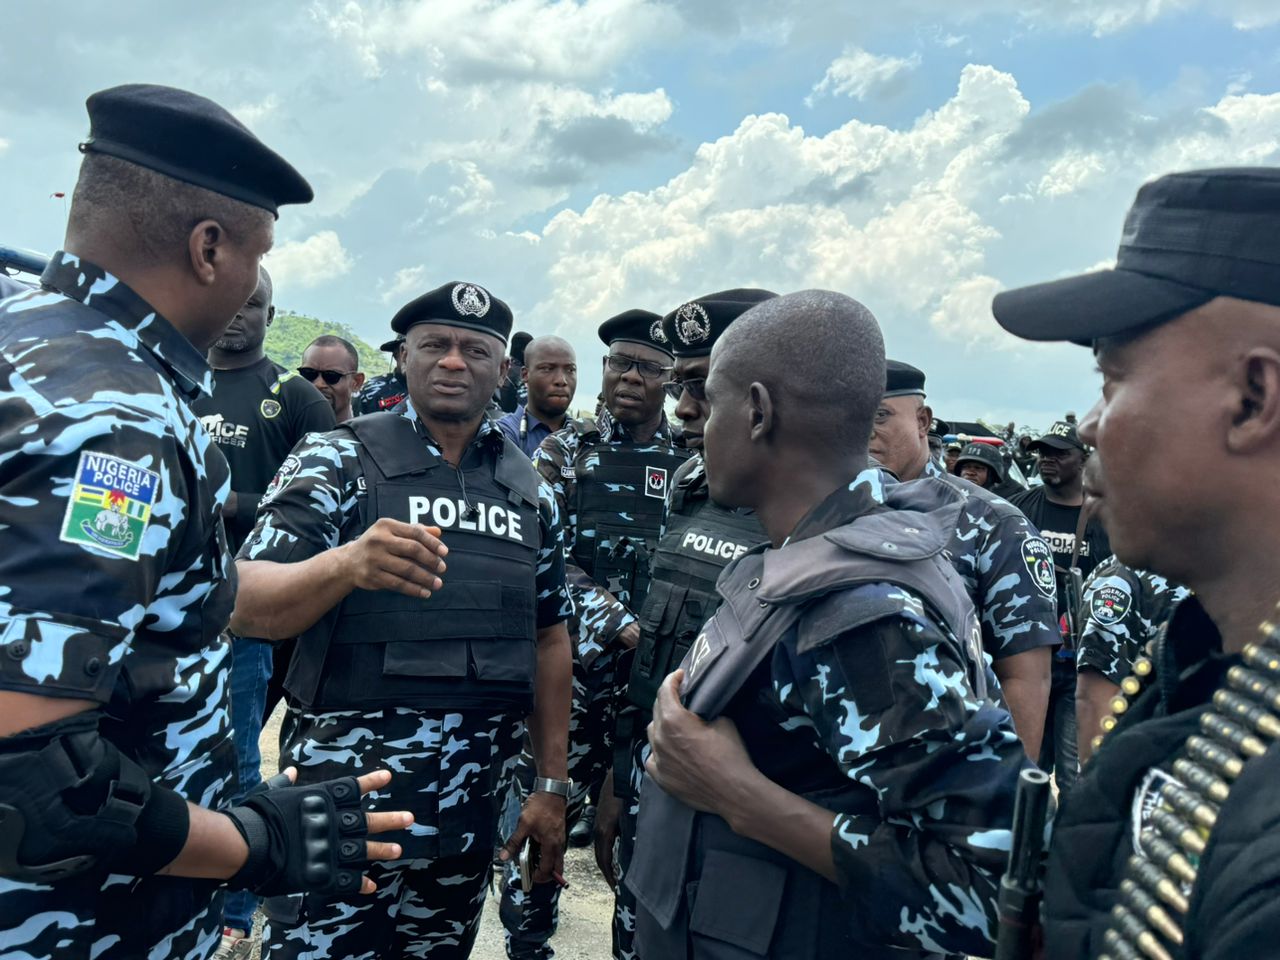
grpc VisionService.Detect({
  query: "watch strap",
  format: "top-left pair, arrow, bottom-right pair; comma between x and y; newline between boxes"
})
531,777 -> 572,799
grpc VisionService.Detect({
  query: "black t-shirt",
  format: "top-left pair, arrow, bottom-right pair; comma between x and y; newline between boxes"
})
192,356 -> 335,550
1009,485 -> 1110,618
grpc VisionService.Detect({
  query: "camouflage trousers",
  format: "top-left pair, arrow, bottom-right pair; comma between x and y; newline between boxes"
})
498,652 -> 617,958
261,853 -> 492,960
0,874 -> 223,960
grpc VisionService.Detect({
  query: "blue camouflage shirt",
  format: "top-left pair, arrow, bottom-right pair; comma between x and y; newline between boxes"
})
533,408 -> 679,667
0,252 -> 237,956
923,459 -> 1060,661
1077,556 -> 1190,685
722,470 -> 1027,954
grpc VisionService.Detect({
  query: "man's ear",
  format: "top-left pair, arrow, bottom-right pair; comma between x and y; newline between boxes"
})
266,304 -> 276,328
353,372 -> 366,391
747,381 -> 774,443
521,363 -> 531,385
186,219 -> 225,287
917,402 -> 933,438
499,356 -> 512,383
1227,348 -> 1280,454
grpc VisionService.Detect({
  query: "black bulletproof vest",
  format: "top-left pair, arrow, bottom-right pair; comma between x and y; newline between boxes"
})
568,428 -> 691,610
285,413 -> 542,713
626,468 -> 765,714
628,498 -> 979,960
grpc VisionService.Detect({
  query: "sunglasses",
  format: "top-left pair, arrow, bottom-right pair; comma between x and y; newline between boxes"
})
662,378 -> 707,402
298,366 -> 355,386
606,354 -> 673,380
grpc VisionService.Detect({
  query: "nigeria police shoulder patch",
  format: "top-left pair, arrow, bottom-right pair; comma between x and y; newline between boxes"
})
59,450 -> 160,561
1090,583 -> 1132,625
1022,537 -> 1057,599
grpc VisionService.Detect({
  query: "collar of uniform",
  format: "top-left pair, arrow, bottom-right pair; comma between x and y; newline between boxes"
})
398,397 -> 504,451
1159,596 -> 1230,711
41,250 -> 213,400
597,406 -> 674,444
923,458 -> 946,479
784,467 -> 888,545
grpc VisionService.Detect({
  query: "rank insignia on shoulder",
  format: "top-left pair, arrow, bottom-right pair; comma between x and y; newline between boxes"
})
59,451 -> 160,561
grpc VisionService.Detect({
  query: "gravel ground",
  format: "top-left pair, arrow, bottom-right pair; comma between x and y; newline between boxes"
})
251,705 -> 616,959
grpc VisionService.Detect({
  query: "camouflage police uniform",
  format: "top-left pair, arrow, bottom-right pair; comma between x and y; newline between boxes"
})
922,458 -> 1060,663
0,253 -> 237,959
499,407 -> 686,958
628,468 -> 1033,958
1077,557 -> 1190,685
241,404 -> 572,959
356,370 -> 408,415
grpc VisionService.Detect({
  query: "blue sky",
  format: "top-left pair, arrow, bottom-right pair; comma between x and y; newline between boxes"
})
3,1 -> 1279,428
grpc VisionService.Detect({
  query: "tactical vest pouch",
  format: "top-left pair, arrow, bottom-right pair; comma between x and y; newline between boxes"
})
628,579 -> 692,712
688,849 -> 787,956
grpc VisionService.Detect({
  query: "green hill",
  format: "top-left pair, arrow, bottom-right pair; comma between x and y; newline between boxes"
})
264,311 -> 388,374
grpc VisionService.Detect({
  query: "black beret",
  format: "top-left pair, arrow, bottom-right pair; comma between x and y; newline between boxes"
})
378,336 -> 404,353
598,308 -> 671,357
391,282 -> 513,343
954,442 -> 1005,482
81,84 -> 312,217
884,360 -> 926,398
660,288 -> 778,358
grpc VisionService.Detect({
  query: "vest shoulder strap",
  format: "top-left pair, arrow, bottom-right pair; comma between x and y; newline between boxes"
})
494,435 -> 541,509
344,412 -> 440,478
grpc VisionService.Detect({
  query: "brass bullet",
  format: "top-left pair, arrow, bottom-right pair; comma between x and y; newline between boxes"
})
1243,642 -> 1280,676
1111,902 -> 1175,960
1187,735 -> 1244,779
1214,689 -> 1280,739
1227,665 -> 1280,713
1110,694 -> 1130,715
1171,758 -> 1231,805
1151,808 -> 1206,857
1120,879 -> 1184,945
1200,712 -> 1267,758
1129,855 -> 1190,914
1134,656 -> 1154,677
1102,928 -> 1142,960
1122,676 -> 1143,696
1140,830 -> 1198,886
1162,782 -> 1218,831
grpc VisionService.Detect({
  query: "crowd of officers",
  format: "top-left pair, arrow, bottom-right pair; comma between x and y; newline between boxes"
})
1,82 -> 1278,960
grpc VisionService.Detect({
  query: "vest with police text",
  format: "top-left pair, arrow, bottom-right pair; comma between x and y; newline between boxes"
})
568,427 -> 691,610
286,412 -> 542,712
626,462 -> 766,714
627,497 -> 979,960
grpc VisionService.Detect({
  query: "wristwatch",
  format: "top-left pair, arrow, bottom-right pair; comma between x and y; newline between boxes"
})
531,777 -> 572,799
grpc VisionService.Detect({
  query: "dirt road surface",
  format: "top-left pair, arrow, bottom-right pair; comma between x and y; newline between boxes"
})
254,706 -> 616,959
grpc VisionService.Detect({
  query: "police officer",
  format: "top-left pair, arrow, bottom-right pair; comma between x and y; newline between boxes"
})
952,441 -> 1004,490
233,281 -> 573,959
0,83 -> 406,960
870,360 -> 1060,758
994,166 -> 1280,959
627,290 -> 1030,959
590,289 -> 776,960
501,309 -> 690,959
357,335 -> 409,413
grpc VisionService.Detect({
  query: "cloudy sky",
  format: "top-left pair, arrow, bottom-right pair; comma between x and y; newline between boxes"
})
4,1 -> 1280,428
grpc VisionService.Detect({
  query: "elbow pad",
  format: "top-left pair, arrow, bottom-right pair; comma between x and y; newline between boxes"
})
0,712 -> 189,883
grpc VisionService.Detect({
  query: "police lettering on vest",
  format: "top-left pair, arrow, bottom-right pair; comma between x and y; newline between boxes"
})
678,527 -> 750,562
407,495 -> 526,543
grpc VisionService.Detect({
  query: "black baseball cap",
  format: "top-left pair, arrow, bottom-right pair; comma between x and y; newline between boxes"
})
1029,421 -> 1086,452
82,84 -> 312,217
993,168 -> 1280,343
378,336 -> 404,353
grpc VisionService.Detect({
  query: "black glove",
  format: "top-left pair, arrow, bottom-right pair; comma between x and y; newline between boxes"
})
224,773 -> 368,896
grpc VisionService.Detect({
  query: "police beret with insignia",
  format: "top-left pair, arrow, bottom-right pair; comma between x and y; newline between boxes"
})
598,309 -> 672,357
81,84 -> 313,217
884,360 -> 927,398
391,281 -> 514,344
378,336 -> 404,353
660,288 -> 778,358
954,442 -> 1005,481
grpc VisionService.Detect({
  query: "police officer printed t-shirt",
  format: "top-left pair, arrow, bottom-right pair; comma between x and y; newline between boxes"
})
192,356 -> 334,550
1009,486 -> 1111,618
0,253 -> 237,956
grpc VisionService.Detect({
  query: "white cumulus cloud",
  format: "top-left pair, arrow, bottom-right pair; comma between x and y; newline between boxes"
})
808,46 -> 922,104
266,231 -> 354,290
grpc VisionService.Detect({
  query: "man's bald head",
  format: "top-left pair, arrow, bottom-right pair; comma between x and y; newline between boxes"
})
711,289 -> 886,451
523,335 -> 575,368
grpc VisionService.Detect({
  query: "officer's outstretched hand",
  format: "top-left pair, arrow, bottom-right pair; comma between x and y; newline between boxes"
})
500,790 -> 567,886
646,670 -> 757,817
343,519 -> 447,599
225,767 -> 413,896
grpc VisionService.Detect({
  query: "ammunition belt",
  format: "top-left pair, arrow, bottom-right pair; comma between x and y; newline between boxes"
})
1088,619 -> 1280,960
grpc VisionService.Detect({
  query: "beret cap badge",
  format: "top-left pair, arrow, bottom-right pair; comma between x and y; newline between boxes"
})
451,283 -> 491,319
674,302 -> 711,346
649,319 -> 669,344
